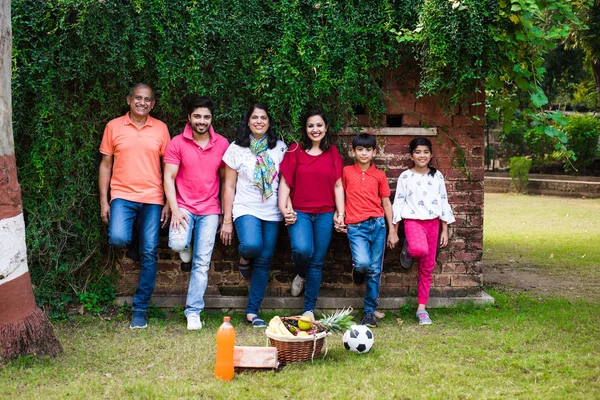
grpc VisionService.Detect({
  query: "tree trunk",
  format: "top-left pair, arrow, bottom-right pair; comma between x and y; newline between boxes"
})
593,59 -> 600,97
0,0 -> 62,362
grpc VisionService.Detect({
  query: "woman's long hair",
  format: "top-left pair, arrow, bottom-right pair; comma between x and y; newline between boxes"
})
235,103 -> 278,149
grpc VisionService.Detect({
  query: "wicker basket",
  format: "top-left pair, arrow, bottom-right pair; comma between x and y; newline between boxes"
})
265,330 -> 332,364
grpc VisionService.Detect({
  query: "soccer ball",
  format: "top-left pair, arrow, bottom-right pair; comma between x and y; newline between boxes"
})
343,324 -> 374,354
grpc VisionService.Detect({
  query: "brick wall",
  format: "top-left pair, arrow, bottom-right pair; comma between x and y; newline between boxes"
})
116,68 -> 486,308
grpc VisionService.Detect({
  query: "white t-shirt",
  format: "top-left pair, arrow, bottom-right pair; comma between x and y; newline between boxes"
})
222,140 -> 287,221
392,169 -> 455,224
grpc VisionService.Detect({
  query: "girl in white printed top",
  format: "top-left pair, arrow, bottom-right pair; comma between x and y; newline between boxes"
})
392,137 -> 455,325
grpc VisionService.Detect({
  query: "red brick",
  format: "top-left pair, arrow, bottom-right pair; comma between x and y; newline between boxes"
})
469,241 -> 483,250
415,99 -> 437,115
402,113 -> 421,126
453,251 -> 482,262
441,263 -> 466,274
385,274 -> 416,286
451,274 -> 482,287
384,90 -> 416,113
436,252 -> 449,263
470,216 -> 484,227
455,181 -> 484,191
434,274 -> 451,287
450,239 -> 466,250
421,113 -> 452,127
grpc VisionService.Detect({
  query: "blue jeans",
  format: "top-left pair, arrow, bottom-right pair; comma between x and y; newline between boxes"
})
168,209 -> 219,317
287,211 -> 334,312
108,198 -> 162,313
234,215 -> 280,315
347,217 -> 387,313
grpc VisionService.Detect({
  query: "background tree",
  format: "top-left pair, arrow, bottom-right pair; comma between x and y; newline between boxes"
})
0,0 -> 62,361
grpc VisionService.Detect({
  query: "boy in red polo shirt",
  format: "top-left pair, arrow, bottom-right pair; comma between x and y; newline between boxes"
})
342,133 -> 399,327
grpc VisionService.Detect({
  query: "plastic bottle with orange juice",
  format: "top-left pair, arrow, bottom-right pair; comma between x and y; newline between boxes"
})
214,316 -> 236,381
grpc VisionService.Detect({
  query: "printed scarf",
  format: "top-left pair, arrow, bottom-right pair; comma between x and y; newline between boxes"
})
250,135 -> 277,202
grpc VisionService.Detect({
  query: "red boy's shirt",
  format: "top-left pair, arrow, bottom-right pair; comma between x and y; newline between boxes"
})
342,163 -> 391,224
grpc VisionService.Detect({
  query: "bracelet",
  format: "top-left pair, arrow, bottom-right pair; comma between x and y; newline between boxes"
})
222,220 -> 233,225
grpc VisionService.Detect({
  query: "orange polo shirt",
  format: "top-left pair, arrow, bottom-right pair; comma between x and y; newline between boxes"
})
100,113 -> 170,205
342,163 -> 391,225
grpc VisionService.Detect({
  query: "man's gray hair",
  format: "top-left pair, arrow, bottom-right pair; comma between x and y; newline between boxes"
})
128,83 -> 155,100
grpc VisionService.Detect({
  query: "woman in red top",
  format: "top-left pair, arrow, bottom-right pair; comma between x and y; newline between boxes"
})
278,109 -> 345,318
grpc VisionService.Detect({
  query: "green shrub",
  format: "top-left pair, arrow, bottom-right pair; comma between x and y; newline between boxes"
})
509,156 -> 532,193
564,115 -> 600,172
523,126 -> 559,169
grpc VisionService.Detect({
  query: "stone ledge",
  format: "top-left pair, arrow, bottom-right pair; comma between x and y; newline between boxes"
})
339,127 -> 437,136
485,173 -> 600,198
115,291 -> 494,311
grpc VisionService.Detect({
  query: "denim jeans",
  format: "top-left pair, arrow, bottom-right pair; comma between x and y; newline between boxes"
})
168,209 -> 219,317
287,211 -> 334,313
108,198 -> 162,312
234,215 -> 280,315
347,217 -> 387,312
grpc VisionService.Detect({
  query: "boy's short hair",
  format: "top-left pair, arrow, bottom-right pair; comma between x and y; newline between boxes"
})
352,133 -> 377,149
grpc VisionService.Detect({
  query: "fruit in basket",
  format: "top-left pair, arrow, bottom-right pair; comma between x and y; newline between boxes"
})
267,316 -> 293,336
298,316 -> 312,331
317,307 -> 355,333
296,331 -> 309,337
343,324 -> 374,354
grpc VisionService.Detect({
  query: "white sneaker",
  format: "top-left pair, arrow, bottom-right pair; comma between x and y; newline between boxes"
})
291,274 -> 305,297
302,310 -> 315,320
179,247 -> 192,263
187,313 -> 202,330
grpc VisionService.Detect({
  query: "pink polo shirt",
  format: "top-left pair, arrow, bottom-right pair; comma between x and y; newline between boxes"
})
163,124 -> 229,215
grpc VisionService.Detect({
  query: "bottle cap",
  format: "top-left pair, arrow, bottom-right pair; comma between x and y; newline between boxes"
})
224,316 -> 230,322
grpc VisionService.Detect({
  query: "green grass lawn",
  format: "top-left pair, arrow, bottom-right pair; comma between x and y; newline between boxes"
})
3,193 -> 600,399
2,293 -> 600,399
483,193 -> 600,280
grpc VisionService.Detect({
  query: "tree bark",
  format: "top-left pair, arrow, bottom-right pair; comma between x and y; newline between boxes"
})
0,0 -> 62,362
593,59 -> 600,97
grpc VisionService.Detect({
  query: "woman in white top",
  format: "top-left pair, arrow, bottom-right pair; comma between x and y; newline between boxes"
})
392,137 -> 455,326
221,103 -> 287,327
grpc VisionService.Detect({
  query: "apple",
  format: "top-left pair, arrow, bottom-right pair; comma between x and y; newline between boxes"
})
298,316 -> 313,331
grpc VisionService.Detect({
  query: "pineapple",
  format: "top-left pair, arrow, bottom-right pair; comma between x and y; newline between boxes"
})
317,307 -> 355,333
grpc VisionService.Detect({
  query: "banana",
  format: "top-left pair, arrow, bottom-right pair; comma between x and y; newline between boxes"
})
268,316 -> 282,334
278,321 -> 294,336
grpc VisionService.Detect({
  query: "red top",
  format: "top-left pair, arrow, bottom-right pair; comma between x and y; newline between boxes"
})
280,143 -> 343,213
342,163 -> 391,224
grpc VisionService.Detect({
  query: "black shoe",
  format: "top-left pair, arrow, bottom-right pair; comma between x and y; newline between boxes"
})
361,311 -> 377,328
126,247 -> 140,262
400,239 -> 412,269
180,261 -> 192,272
238,259 -> 251,280
352,267 -> 365,284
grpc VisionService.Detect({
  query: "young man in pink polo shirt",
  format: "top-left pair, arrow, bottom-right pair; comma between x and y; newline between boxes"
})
99,83 -> 171,329
342,133 -> 399,328
163,95 -> 229,330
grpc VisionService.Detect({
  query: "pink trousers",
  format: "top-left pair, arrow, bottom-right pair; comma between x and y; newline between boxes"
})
403,218 -> 440,305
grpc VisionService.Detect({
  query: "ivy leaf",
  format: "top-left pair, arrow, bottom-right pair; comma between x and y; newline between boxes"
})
544,125 -> 557,138
547,110 -> 568,126
530,87 -> 548,108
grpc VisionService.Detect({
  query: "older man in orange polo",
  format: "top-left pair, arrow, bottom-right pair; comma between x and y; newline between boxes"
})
99,83 -> 170,329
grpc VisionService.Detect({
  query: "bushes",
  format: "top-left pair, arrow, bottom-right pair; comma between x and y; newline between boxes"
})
509,157 -> 532,193
563,115 -> 600,173
498,114 -> 600,174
